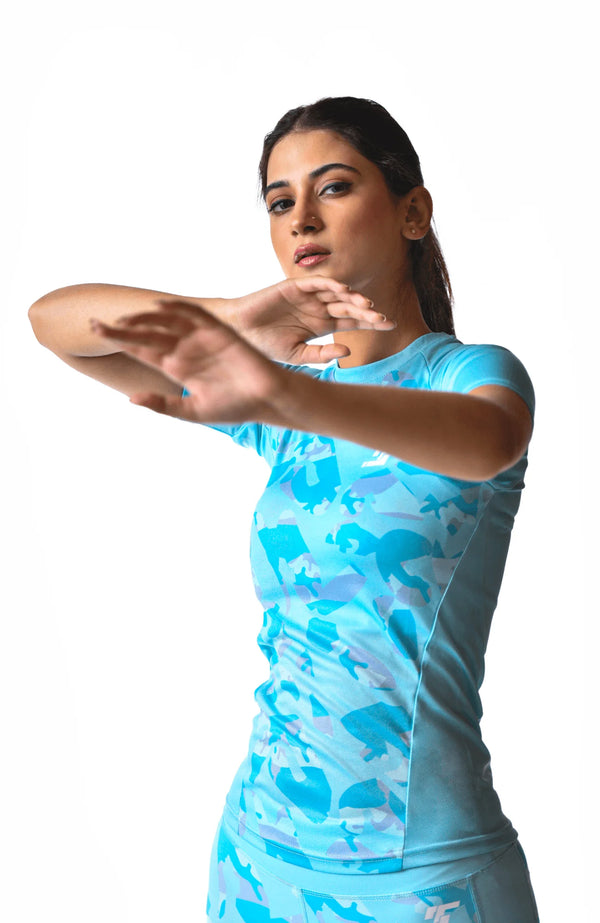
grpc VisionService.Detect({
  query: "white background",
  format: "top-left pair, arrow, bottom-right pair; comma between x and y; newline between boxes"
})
2,2 -> 596,921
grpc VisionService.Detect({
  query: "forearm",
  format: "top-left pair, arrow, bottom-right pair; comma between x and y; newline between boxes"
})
265,371 -> 522,482
28,283 -> 232,356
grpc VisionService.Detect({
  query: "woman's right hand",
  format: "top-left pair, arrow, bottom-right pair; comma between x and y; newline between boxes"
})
226,277 -> 394,364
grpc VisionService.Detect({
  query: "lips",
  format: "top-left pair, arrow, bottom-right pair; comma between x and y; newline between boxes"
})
294,244 -> 331,263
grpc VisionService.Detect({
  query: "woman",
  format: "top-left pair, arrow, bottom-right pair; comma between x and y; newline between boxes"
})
29,97 -> 539,922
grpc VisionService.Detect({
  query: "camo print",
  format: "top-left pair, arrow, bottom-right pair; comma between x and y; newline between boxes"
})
206,819 -> 539,922
195,333 -> 535,870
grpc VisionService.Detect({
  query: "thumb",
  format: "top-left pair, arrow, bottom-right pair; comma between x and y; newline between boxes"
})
129,391 -> 198,421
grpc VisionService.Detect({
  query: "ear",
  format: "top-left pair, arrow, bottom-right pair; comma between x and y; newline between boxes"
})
401,186 -> 433,240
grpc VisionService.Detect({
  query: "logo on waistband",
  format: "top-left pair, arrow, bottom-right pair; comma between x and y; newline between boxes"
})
424,903 -> 461,923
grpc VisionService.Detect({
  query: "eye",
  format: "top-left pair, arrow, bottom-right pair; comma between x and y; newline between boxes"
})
321,181 -> 351,196
267,197 -> 294,215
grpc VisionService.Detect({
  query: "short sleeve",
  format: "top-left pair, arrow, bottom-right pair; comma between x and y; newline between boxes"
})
434,343 -> 535,421
180,362 -> 324,459
181,386 -> 266,455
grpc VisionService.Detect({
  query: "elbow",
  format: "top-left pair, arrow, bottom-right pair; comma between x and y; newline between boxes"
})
28,300 -> 46,342
475,457 -> 515,483
28,298 -> 54,346
28,285 -> 77,347
478,418 -> 528,481
29,285 -> 71,313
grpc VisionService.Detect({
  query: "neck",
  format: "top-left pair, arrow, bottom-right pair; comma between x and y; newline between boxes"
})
334,282 -> 432,368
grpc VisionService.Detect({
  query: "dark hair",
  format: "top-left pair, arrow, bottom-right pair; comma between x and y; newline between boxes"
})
258,96 -> 455,336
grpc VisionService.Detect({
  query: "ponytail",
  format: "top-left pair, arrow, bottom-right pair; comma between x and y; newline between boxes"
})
411,225 -> 455,335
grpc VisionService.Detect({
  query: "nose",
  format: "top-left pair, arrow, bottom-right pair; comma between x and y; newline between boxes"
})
290,201 -> 323,236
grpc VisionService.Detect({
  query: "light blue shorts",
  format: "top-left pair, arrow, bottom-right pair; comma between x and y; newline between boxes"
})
207,814 -> 539,922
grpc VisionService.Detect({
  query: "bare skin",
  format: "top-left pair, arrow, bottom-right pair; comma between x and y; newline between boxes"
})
265,129 -> 433,366
28,280 -> 392,396
88,296 -> 530,481
29,128 -> 533,481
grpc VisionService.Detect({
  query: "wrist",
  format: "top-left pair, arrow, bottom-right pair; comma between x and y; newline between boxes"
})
221,292 -> 254,335
221,285 -> 280,337
259,364 -> 320,430
187,296 -> 240,331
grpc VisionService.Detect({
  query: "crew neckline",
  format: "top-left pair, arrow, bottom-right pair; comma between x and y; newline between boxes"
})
329,332 -> 455,383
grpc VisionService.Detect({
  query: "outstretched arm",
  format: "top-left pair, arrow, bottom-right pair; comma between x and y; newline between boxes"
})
28,278 -> 392,397
269,374 -> 532,482
91,302 -> 532,483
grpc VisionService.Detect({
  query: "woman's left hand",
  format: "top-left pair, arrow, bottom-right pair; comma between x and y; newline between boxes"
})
90,301 -> 286,424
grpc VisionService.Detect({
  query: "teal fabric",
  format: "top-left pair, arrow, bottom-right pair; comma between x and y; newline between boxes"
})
207,815 -> 539,922
184,332 -> 535,873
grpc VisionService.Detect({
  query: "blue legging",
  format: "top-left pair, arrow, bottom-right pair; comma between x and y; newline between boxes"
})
207,815 -> 539,922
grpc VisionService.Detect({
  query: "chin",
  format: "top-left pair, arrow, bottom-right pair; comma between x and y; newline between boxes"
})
292,264 -> 347,283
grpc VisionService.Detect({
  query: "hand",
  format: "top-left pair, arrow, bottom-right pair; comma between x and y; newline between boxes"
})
89,302 -> 287,425
231,277 -> 395,364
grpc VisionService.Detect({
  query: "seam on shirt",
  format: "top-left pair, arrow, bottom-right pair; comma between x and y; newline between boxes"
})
403,482 -> 497,859
298,892 -> 311,923
416,341 -> 536,422
416,344 -> 435,389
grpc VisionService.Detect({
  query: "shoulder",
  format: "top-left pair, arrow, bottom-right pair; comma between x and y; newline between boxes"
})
422,334 -> 535,420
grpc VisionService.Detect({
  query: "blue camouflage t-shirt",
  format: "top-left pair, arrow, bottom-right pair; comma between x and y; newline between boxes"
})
184,331 -> 535,873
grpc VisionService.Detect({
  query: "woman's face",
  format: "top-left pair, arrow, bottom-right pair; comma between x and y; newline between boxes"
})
265,129 -> 413,295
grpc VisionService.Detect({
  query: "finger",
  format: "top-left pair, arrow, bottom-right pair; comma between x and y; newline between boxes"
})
292,276 -> 352,295
326,304 -> 396,328
320,319 -> 392,334
297,342 -> 352,363
153,298 -> 214,320
156,300 -> 239,339
316,289 -> 375,309
90,319 -> 179,352
115,311 -> 197,336
293,277 -> 374,308
129,391 -> 197,420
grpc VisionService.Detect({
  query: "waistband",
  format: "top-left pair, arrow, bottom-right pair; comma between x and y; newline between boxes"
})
219,809 -> 514,897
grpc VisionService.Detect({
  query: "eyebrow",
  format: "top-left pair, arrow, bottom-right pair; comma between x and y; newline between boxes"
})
264,162 -> 361,198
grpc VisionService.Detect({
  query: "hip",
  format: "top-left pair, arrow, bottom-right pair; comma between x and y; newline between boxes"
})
207,812 -> 539,922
